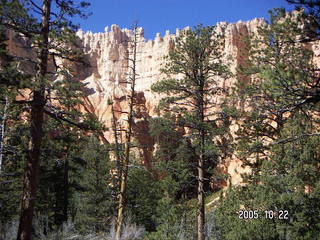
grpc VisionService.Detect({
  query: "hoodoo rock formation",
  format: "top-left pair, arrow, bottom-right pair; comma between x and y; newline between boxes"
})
8,14 -> 320,188
74,19 -> 265,186
10,17 -> 304,187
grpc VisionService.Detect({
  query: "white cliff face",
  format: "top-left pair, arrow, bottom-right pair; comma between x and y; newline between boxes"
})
4,18 -> 268,187
77,19 -> 265,119
77,24 -> 175,119
75,20 -> 265,186
6,17 -> 319,187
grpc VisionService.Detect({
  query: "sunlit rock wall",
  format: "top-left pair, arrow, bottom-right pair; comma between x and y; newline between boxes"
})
75,19 -> 265,187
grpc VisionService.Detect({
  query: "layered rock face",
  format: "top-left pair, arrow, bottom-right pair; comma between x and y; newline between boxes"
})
75,19 -> 265,186
6,15 -> 320,188
5,11 -> 320,188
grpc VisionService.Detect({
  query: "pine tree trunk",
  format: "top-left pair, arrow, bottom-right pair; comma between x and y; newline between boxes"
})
63,156 -> 69,222
0,96 -> 9,173
115,24 -> 138,240
111,103 -> 122,185
115,139 -> 131,240
197,145 -> 205,240
197,80 -> 205,240
17,1 -> 51,239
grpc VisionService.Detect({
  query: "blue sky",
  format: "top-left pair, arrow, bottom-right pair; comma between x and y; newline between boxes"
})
77,0 -> 294,39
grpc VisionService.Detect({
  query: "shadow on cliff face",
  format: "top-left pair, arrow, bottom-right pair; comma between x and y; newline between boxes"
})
120,91 -> 232,192
131,92 -> 156,170
70,50 -> 97,95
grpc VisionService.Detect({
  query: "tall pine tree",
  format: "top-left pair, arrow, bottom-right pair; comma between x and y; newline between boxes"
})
0,1 -> 93,239
152,25 -> 230,240
216,8 -> 320,240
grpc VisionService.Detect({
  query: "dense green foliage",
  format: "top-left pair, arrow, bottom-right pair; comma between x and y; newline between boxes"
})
215,8 -> 320,240
216,114 -> 320,240
0,18 -> 29,226
150,25 -> 232,239
74,136 -> 115,234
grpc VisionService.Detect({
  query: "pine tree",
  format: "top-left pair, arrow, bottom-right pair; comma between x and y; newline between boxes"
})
35,43 -> 106,233
125,167 -> 160,232
0,1 -> 91,239
116,22 -> 140,239
216,112 -> 320,240
286,0 -> 320,40
215,9 -> 320,240
35,119 -> 89,231
152,25 -> 230,240
74,135 -> 115,234
150,114 -> 198,201
0,10 -> 29,227
234,9 -> 319,166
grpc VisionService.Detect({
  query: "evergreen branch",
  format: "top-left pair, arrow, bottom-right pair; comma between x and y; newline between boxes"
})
271,132 -> 320,145
48,51 -> 88,66
0,98 -> 31,104
29,0 -> 44,15
44,107 -> 89,130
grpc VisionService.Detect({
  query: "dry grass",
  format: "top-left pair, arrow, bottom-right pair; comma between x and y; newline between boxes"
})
0,216 -> 144,240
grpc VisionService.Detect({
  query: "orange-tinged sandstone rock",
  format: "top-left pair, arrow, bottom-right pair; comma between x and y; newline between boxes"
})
75,20 -> 264,187
10,18 -> 319,188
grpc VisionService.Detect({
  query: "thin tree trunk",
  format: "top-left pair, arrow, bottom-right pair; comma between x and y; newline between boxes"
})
17,1 -> 51,239
197,78 -> 205,240
63,155 -> 69,222
115,139 -> 131,240
0,96 -> 9,173
197,139 -> 205,240
111,103 -> 122,185
115,24 -> 138,240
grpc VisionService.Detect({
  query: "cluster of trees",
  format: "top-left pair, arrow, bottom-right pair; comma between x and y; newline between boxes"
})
0,0 -> 320,240
215,2 -> 320,240
148,1 -> 320,239
0,0 -> 113,239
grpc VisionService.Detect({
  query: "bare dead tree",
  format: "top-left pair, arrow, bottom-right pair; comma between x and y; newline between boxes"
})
115,21 -> 140,240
